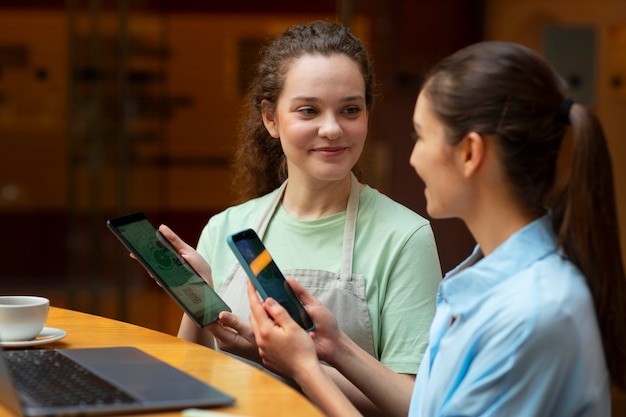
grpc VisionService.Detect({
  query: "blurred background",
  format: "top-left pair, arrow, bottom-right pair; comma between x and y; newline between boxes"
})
0,0 -> 624,344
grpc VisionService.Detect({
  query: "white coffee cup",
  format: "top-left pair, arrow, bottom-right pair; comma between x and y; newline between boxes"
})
0,296 -> 50,342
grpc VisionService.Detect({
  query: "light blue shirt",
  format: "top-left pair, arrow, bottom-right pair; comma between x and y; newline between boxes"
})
409,214 -> 610,416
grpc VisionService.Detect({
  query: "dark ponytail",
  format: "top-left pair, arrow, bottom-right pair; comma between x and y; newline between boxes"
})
549,103 -> 626,389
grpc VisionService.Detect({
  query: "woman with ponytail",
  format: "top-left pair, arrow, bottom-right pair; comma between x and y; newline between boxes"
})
247,40 -> 626,417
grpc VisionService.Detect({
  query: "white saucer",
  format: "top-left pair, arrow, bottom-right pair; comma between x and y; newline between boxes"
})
0,327 -> 67,348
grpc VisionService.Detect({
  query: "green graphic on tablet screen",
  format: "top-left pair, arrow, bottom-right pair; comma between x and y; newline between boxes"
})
117,219 -> 207,308
107,212 -> 230,327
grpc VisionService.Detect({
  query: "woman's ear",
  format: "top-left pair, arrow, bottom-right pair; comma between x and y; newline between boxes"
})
460,132 -> 485,178
261,99 -> 280,138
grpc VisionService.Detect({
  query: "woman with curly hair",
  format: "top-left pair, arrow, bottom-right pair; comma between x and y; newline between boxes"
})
165,20 -> 442,416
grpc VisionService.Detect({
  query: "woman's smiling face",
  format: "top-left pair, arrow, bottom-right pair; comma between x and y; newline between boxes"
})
262,53 -> 368,184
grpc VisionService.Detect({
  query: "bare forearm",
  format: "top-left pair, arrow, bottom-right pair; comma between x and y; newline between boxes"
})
294,362 -> 363,417
324,364 -> 414,417
329,333 -> 414,417
324,365 -> 384,417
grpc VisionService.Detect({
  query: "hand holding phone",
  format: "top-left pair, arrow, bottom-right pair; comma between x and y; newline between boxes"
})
107,212 -> 231,327
227,228 -> 315,332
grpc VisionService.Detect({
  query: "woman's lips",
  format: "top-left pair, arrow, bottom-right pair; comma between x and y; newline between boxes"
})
312,146 -> 348,156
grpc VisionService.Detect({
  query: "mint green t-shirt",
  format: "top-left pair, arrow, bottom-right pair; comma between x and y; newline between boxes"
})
197,185 -> 442,374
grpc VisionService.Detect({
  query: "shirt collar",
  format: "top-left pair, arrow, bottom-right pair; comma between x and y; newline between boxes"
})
440,214 -> 558,317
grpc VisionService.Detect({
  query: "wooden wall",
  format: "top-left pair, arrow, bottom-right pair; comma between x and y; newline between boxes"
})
0,1 -> 481,328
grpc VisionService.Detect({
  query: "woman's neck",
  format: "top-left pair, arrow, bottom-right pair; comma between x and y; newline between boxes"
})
465,199 -> 542,256
281,175 -> 352,220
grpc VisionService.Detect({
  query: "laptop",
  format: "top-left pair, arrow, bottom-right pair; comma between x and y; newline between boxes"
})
0,346 -> 235,417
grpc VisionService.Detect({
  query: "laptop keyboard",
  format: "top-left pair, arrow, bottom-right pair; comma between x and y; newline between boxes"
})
3,349 -> 136,407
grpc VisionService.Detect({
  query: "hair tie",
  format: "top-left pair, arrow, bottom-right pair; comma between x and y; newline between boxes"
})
558,98 -> 574,125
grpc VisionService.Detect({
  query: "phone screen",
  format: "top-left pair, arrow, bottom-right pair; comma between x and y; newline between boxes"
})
227,228 -> 315,332
107,212 -> 230,327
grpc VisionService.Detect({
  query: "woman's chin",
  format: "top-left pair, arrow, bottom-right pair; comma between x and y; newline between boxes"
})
425,203 -> 445,220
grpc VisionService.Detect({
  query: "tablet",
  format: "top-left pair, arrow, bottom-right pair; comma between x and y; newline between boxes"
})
107,212 -> 230,327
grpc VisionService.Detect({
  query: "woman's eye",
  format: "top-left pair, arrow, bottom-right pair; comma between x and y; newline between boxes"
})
410,131 -> 420,142
344,106 -> 361,116
297,107 -> 317,116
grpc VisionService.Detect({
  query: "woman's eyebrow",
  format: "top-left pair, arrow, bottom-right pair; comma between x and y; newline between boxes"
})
290,95 -> 365,104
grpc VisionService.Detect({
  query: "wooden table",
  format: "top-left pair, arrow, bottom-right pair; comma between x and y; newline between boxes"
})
0,307 -> 323,417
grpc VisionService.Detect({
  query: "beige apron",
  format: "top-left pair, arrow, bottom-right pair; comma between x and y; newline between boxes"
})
219,172 -> 376,358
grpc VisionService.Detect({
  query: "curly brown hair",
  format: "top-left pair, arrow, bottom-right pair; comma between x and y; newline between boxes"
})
231,20 -> 376,203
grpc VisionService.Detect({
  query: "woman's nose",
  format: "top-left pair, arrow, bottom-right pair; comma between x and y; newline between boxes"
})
318,114 -> 342,140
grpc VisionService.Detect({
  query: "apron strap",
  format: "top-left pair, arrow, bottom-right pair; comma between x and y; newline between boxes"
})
340,172 -> 360,281
257,180 -> 288,237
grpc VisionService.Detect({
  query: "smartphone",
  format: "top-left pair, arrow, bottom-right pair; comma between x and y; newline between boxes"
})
226,228 -> 315,332
107,212 -> 231,327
